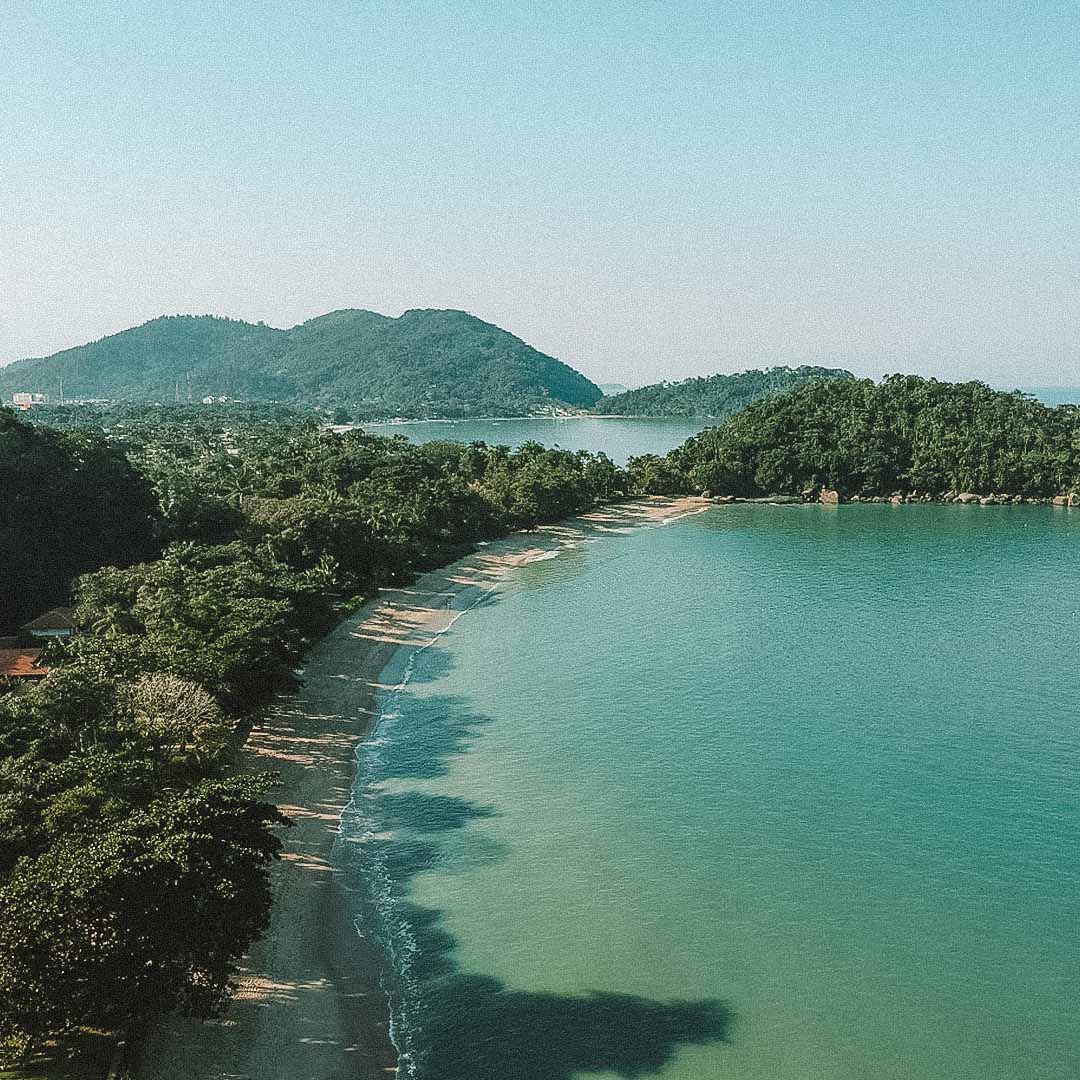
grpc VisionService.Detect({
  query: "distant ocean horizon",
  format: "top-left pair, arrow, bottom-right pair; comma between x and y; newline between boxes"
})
1010,386 -> 1080,406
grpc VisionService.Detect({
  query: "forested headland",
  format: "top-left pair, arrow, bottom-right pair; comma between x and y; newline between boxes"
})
596,365 -> 854,417
627,375 -> 1080,499
0,407 -> 627,1061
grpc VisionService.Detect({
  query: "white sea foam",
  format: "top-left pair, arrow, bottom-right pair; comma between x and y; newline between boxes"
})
660,505 -> 710,525
337,576 -> 511,1078
335,515 -> 674,1077
525,549 -> 561,562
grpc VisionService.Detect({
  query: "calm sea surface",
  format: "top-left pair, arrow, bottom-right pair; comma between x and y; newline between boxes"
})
1022,387 -> 1080,407
341,505 -> 1080,1080
361,397 -> 1080,464
360,417 -> 712,464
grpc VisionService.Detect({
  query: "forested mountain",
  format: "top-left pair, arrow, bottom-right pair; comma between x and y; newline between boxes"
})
0,309 -> 603,418
0,317 -> 290,404
628,375 -> 1080,498
598,365 -> 854,416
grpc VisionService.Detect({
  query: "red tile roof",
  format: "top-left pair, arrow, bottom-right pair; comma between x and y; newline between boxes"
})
0,649 -> 47,678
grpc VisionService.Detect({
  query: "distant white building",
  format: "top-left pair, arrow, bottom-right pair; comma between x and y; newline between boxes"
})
12,392 -> 47,409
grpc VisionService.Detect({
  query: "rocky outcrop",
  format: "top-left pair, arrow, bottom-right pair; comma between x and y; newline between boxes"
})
708,489 -> 1071,506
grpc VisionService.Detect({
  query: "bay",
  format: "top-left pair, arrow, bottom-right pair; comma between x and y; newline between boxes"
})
345,504 -> 1080,1080
360,417 -> 713,464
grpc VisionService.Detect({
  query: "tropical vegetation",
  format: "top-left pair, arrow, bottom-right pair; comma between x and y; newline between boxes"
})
0,410 -> 159,629
597,365 -> 853,417
0,407 -> 626,1061
628,376 -> 1080,498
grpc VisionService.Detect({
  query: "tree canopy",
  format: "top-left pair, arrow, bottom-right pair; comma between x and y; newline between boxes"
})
597,365 -> 854,417
0,410 -> 159,631
629,376 -> 1080,498
0,407 -> 629,1059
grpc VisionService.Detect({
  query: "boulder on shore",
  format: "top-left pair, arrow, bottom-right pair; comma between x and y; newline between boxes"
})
819,488 -> 843,505
956,493 -> 980,504
1053,495 -> 1069,506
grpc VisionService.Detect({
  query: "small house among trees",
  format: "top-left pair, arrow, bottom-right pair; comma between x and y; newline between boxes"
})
21,607 -> 77,638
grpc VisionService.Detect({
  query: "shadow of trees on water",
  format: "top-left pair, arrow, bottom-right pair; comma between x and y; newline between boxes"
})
341,692 -> 734,1080
415,976 -> 732,1080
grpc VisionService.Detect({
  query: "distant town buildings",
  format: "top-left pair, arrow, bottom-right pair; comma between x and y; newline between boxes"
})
12,392 -> 47,409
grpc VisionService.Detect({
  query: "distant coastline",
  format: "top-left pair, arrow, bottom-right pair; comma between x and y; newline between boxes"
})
1014,386 -> 1080,407
359,384 -> 1080,428
360,414 -> 722,426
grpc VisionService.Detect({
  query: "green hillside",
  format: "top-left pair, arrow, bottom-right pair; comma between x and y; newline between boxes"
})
640,375 -> 1080,498
0,309 -> 602,418
597,365 -> 855,417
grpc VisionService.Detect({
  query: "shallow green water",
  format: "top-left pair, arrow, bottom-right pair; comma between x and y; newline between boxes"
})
343,505 -> 1080,1080
360,416 -> 712,464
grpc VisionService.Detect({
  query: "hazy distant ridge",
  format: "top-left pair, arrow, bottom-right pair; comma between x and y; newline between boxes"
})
0,309 -> 603,418
598,365 -> 855,417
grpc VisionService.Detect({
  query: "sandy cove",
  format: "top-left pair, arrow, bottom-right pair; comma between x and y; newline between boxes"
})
132,496 -> 710,1080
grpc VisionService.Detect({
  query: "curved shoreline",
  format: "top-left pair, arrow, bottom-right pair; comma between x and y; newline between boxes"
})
133,496 -> 709,1080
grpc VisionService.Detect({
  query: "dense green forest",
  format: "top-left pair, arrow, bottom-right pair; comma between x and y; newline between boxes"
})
0,309 -> 603,418
597,365 -> 854,416
627,376 -> 1080,498
14,400 -> 310,435
0,407 -> 627,1060
0,411 -> 159,629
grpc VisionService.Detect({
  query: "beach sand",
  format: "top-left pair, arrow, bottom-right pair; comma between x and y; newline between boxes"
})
132,497 -> 709,1080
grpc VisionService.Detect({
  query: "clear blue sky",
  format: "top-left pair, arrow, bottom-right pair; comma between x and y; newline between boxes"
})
2,1 -> 1078,386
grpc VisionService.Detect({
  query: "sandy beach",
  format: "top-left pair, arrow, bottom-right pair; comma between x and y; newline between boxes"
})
132,496 -> 709,1080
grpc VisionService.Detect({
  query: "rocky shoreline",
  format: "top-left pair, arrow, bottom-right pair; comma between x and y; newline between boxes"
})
706,489 -> 1080,507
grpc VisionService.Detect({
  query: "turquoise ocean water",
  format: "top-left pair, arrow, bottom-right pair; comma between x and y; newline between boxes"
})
361,417 -> 712,464
340,504 -> 1080,1080
361,396 -> 1080,465
1021,388 -> 1080,407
